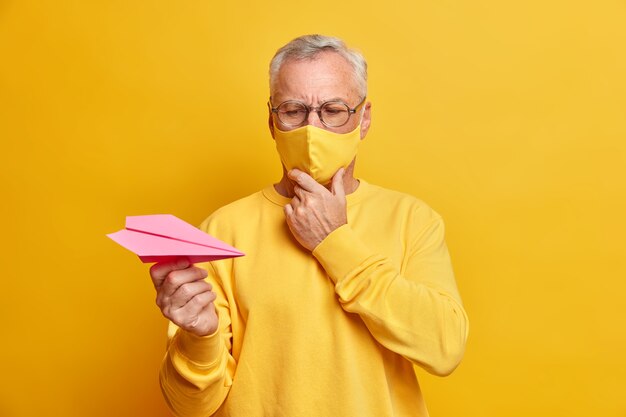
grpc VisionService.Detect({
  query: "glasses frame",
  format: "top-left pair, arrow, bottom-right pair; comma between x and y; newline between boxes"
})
269,96 -> 367,128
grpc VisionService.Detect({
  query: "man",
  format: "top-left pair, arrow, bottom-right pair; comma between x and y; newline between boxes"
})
150,34 -> 468,417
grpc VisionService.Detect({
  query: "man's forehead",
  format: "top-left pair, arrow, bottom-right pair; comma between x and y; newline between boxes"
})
272,52 -> 358,102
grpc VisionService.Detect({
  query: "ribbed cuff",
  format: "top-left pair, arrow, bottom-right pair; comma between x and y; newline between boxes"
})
171,326 -> 223,366
312,224 -> 373,284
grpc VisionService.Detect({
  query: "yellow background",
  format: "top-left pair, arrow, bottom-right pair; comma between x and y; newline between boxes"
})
1,1 -> 625,416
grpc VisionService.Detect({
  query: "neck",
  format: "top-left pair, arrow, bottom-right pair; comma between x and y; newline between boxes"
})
274,159 -> 360,198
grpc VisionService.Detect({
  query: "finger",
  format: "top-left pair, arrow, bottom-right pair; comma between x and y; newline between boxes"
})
290,193 -> 301,207
284,202 -> 294,218
150,257 -> 190,289
169,290 -> 217,328
293,184 -> 307,201
331,168 -> 346,198
160,266 -> 208,298
180,290 -> 217,316
288,169 -> 326,194
169,280 -> 213,309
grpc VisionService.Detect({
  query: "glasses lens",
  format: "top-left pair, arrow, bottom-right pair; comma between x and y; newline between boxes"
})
277,102 -> 307,126
320,102 -> 350,127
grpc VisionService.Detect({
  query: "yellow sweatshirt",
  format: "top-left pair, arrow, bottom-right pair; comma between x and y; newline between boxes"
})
160,180 -> 468,417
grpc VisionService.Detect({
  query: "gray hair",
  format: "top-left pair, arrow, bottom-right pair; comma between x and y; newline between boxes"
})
269,34 -> 368,99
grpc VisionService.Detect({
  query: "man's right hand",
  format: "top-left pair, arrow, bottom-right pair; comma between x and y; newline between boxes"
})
150,258 -> 218,337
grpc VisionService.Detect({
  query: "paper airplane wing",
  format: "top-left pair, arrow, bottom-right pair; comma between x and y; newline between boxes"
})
107,214 -> 244,263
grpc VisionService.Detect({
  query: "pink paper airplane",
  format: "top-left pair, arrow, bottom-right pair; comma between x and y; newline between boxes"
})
107,214 -> 244,263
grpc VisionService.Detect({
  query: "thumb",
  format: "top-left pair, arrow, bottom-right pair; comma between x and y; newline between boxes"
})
331,168 -> 346,198
149,257 -> 191,289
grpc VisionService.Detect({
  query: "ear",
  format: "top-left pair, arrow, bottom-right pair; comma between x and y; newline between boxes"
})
268,102 -> 275,139
359,101 -> 372,140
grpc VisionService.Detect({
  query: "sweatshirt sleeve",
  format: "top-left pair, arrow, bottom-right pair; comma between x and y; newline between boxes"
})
159,262 -> 236,417
312,212 -> 469,376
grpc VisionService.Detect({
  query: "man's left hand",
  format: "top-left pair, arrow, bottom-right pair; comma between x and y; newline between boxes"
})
284,168 -> 347,251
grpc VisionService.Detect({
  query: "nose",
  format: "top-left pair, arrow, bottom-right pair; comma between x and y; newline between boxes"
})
306,109 -> 325,128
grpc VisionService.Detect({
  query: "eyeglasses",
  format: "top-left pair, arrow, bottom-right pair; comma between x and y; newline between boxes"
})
269,97 -> 366,128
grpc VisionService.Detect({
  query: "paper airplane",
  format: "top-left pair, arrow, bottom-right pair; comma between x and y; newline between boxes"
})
107,214 -> 244,263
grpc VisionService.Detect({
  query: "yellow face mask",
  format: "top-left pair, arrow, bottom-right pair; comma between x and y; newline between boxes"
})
273,123 -> 361,184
